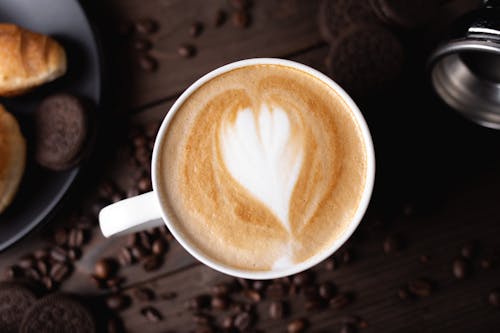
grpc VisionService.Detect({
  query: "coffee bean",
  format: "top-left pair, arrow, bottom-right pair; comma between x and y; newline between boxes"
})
141,306 -> 162,322
107,294 -> 130,311
232,11 -> 250,28
236,277 -> 251,289
252,280 -> 266,292
42,276 -> 54,290
142,255 -> 162,271
340,323 -> 356,333
243,289 -> 261,303
453,258 -> 468,280
342,250 -> 353,264
211,296 -> 228,310
107,276 -> 125,291
319,282 -> 336,299
461,242 -> 476,259
90,275 -> 106,289
481,258 -> 492,269
133,38 -> 152,51
213,9 -> 227,27
50,262 -> 70,282
27,267 -> 41,281
419,255 -> 430,264
138,177 -> 152,193
131,245 -> 147,261
211,283 -> 231,296
330,293 -> 351,309
193,313 -> 212,325
160,291 -> 177,300
19,256 -> 35,269
408,279 -> 432,297
4,265 -> 22,279
489,289 -> 500,307
383,235 -> 401,254
133,287 -> 155,301
117,247 -> 133,266
267,282 -> 287,299
53,228 -> 68,246
68,228 -> 84,248
94,258 -> 117,280
287,318 -> 307,333
221,316 -> 234,329
189,22 -> 204,37
293,271 -> 313,287
135,18 -> 158,35
138,54 -> 158,72
34,248 -> 49,260
324,257 -> 336,271
138,231 -> 152,251
269,300 -> 285,319
186,295 -> 211,310
398,287 -> 410,300
177,44 -> 196,58
50,246 -> 68,262
36,260 -> 48,276
68,248 -> 81,261
234,312 -> 252,331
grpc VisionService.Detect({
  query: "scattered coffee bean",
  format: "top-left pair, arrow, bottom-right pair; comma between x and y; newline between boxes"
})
177,44 -> 196,58
340,323 -> 357,333
135,18 -> 158,35
252,280 -> 266,292
138,54 -> 158,72
68,248 -> 82,261
142,255 -> 162,271
118,247 -> 134,266
141,306 -> 163,322
131,245 -> 147,261
133,287 -> 155,301
68,228 -> 84,248
234,312 -> 252,331
160,291 -> 177,300
138,231 -> 152,251
34,248 -> 49,260
319,282 -> 336,299
330,293 -> 351,309
232,11 -> 250,28
267,282 -> 287,299
293,271 -> 313,287
325,257 -> 336,271
398,287 -> 410,300
213,9 -> 227,27
453,258 -> 468,280
243,289 -> 261,303
408,279 -> 432,297
27,267 -> 41,280
133,38 -> 152,51
269,300 -> 285,319
211,283 -> 231,296
461,242 -> 476,259
107,294 -> 130,311
211,296 -> 228,310
419,255 -> 430,264
190,22 -> 204,37
489,289 -> 500,307
19,256 -> 35,269
94,258 -> 117,280
288,318 -> 307,333
221,315 -> 234,329
50,262 -> 70,283
42,276 -> 54,290
36,260 -> 48,276
53,228 -> 68,246
342,250 -> 353,264
383,235 -> 401,254
50,247 -> 68,262
138,177 -> 152,193
481,258 -> 492,269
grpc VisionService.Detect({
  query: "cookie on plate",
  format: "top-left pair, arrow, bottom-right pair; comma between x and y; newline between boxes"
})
0,282 -> 37,333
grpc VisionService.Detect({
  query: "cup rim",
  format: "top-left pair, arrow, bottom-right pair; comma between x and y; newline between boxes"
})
151,58 -> 375,279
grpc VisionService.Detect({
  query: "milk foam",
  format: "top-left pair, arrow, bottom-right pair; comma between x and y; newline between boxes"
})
219,105 -> 304,231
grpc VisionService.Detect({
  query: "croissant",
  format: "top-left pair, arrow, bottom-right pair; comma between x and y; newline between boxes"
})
0,104 -> 26,214
0,23 -> 67,97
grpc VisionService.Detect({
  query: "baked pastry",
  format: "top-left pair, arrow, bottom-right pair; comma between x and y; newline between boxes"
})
0,23 -> 67,97
0,105 -> 26,214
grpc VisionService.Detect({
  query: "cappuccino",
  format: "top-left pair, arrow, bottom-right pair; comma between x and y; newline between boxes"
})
157,64 -> 367,271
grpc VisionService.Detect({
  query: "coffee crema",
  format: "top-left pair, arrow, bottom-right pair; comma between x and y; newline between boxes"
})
157,64 -> 367,271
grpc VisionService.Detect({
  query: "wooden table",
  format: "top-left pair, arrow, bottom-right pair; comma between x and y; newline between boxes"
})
2,0 -> 500,332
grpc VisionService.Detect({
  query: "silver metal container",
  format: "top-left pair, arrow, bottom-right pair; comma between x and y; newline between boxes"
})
429,0 -> 500,129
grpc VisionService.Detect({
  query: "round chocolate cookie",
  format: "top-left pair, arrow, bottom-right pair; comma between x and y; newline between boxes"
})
318,0 -> 380,42
0,282 -> 37,333
326,24 -> 404,98
20,294 -> 95,333
370,0 -> 438,29
35,94 -> 89,171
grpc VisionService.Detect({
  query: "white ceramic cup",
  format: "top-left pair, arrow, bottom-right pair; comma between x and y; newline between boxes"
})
99,58 -> 375,280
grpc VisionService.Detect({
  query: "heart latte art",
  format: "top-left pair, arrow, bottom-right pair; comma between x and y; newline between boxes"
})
158,64 -> 367,271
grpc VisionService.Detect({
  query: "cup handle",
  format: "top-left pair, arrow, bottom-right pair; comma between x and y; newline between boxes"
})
99,191 -> 164,237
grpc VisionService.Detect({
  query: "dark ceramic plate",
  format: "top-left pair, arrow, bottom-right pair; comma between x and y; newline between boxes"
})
0,0 -> 101,250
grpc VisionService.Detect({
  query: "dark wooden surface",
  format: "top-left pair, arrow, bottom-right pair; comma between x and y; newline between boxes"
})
2,0 -> 500,332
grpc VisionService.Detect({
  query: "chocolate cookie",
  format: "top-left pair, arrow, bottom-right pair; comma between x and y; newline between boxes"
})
0,282 -> 37,333
20,294 -> 95,333
35,94 -> 89,171
318,0 -> 379,42
325,24 -> 404,98
370,0 -> 438,29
